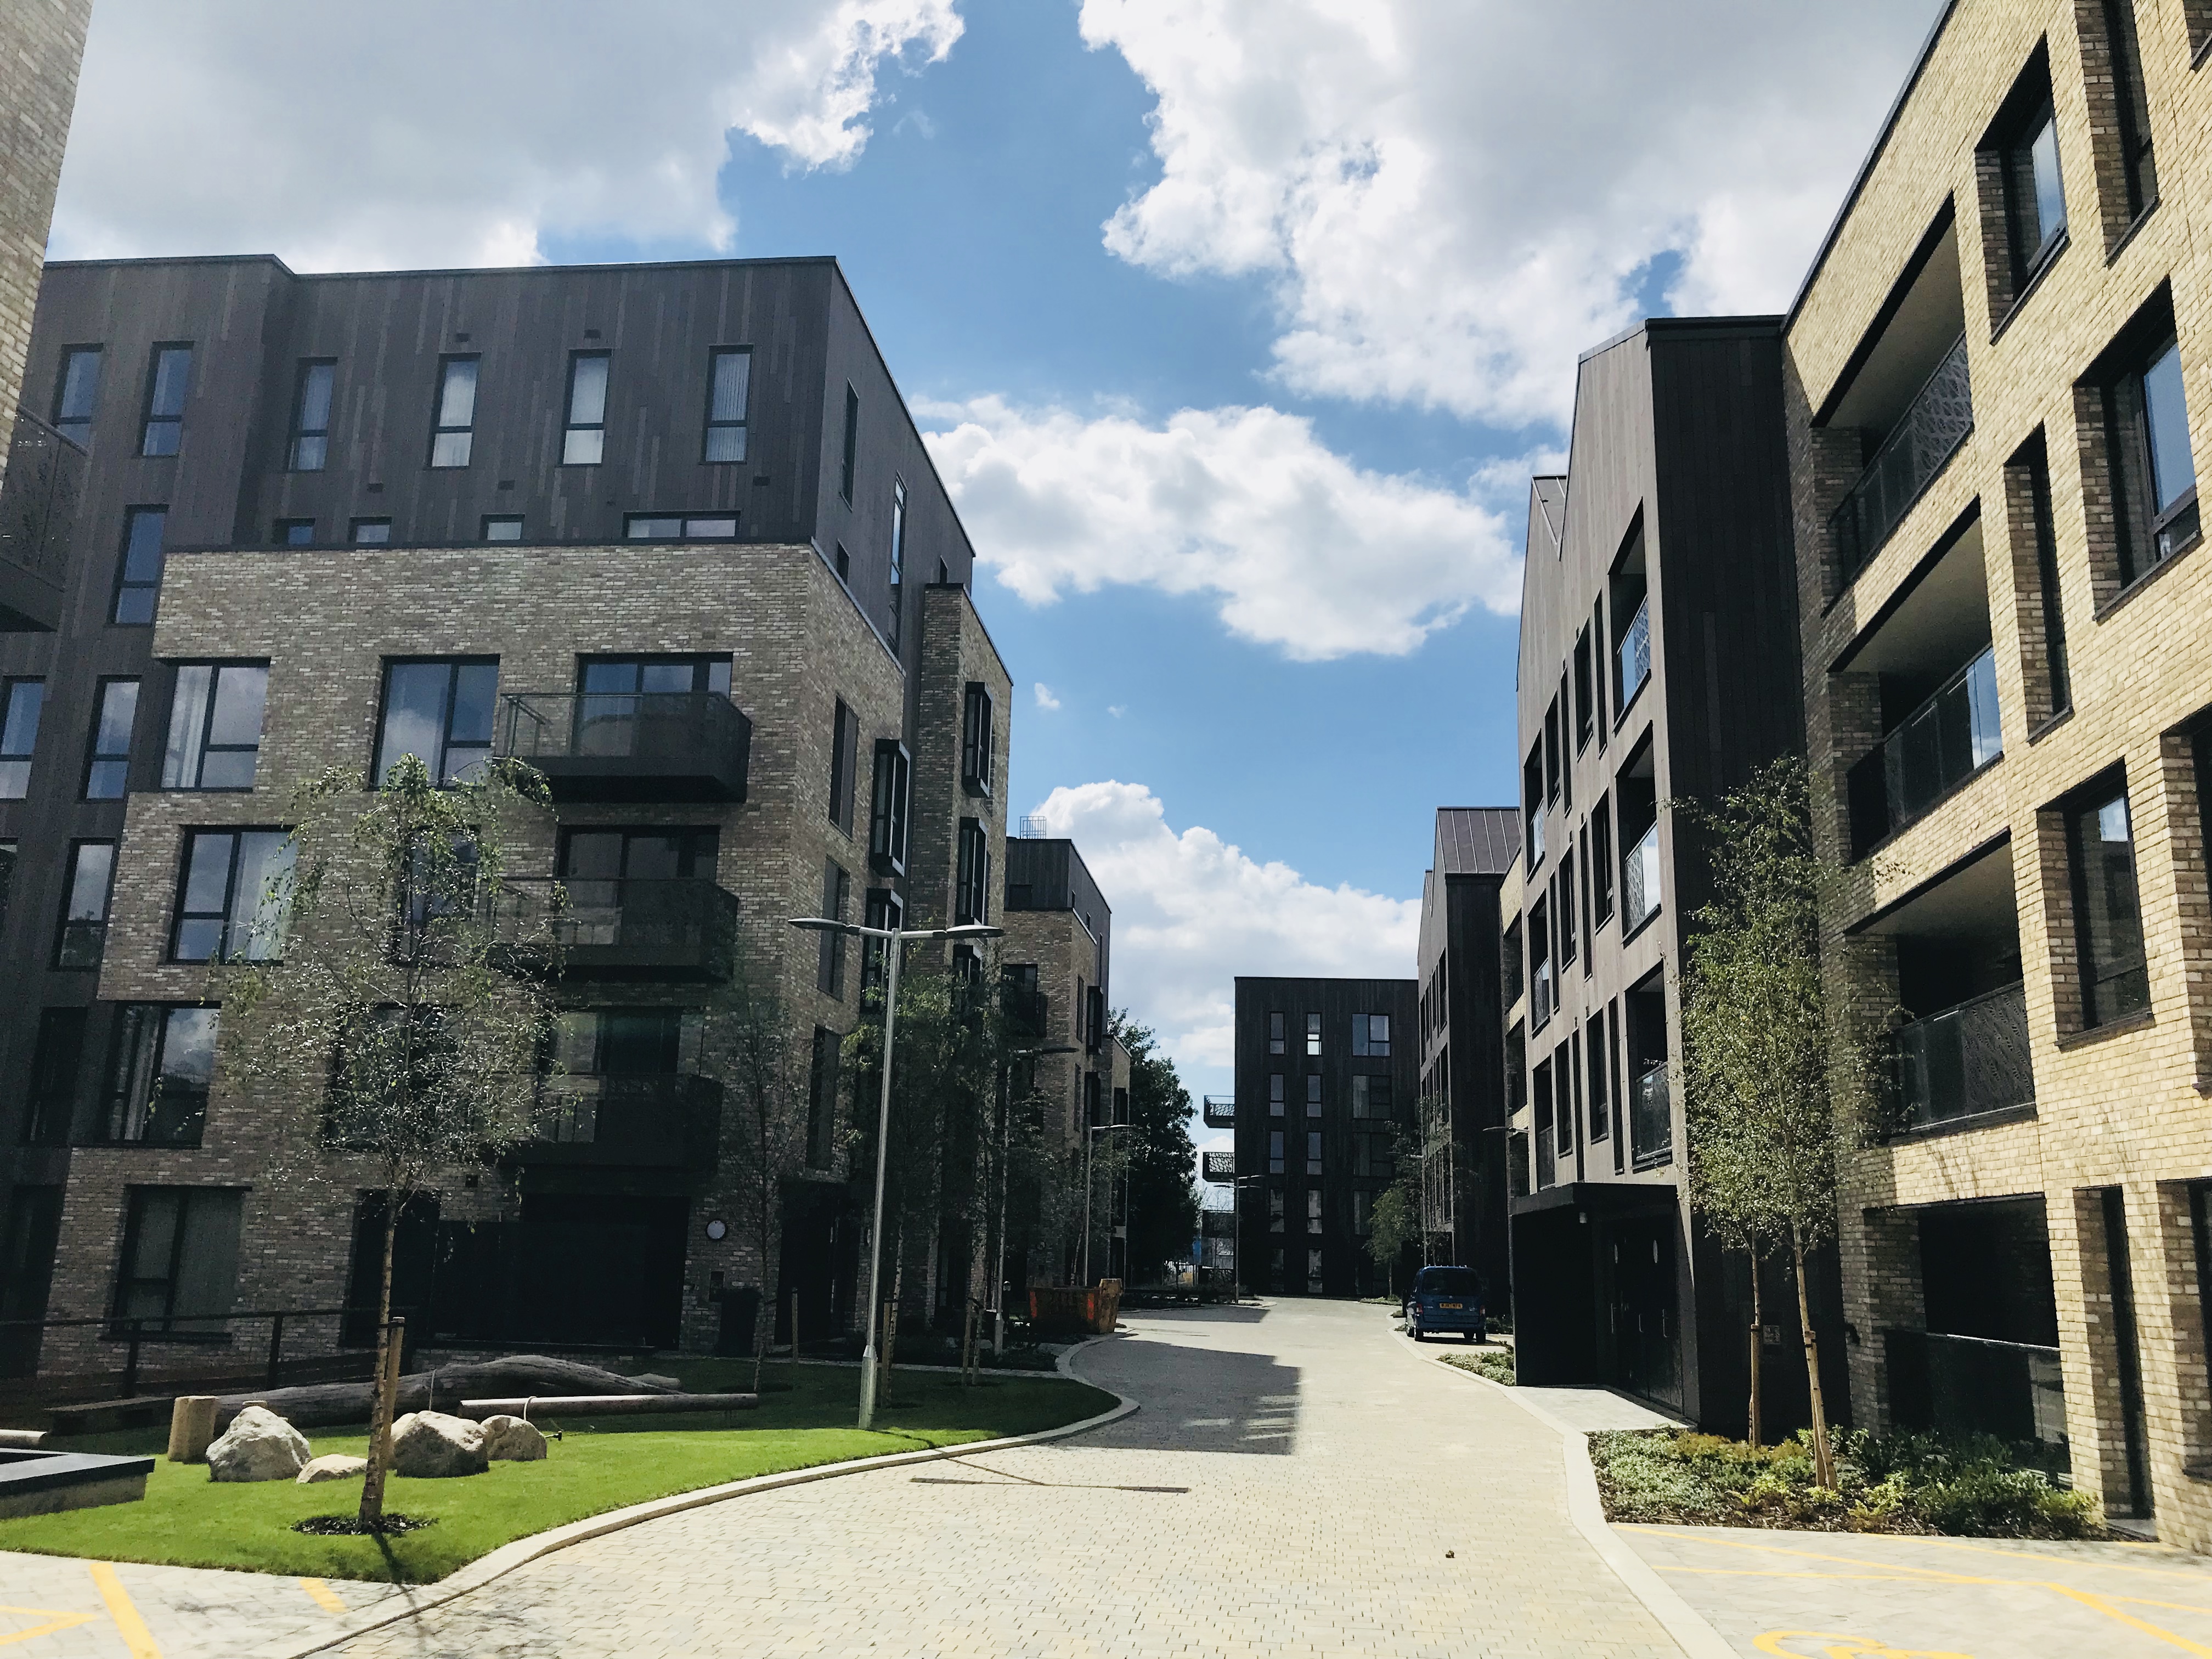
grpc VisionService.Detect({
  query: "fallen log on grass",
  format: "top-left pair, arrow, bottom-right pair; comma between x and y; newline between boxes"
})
456,1393 -> 758,1419
213,1355 -> 680,1430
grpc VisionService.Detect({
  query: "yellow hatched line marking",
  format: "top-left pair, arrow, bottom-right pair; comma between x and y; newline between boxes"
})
0,1607 -> 97,1649
87,1562 -> 159,1659
298,1579 -> 347,1615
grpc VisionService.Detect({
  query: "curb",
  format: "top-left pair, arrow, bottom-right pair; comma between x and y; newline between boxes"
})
1390,1326 -> 1735,1659
251,1340 -> 1137,1659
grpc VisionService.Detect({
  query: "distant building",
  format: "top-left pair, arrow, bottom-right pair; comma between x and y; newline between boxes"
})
1233,975 -> 1418,1297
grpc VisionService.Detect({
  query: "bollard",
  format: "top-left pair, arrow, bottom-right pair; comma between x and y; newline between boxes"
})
167,1396 -> 218,1463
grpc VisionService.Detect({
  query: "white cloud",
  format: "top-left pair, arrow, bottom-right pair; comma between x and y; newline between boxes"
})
1030,781 -> 1417,1090
51,0 -> 963,269
1108,705 -> 1126,718
922,396 -> 1517,659
1079,0 -> 1937,427
1032,682 -> 1062,710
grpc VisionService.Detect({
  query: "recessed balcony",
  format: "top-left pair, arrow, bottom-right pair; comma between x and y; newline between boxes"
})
1847,646 -> 2001,856
496,691 -> 751,802
515,1074 -> 723,1171
1830,335 -> 1974,584
0,410 -> 82,631
1892,980 -> 2033,1132
494,876 -> 739,980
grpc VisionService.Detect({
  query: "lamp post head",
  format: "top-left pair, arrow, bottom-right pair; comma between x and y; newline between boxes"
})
785,916 -> 851,934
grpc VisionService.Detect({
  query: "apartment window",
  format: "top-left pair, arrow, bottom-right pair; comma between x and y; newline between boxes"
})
834,543 -> 850,583
25,1007 -> 86,1145
112,506 -> 168,624
828,697 -> 861,835
1573,627 -> 1594,749
1352,1191 -> 1373,1237
429,356 -> 478,468
818,859 -> 851,996
955,818 -> 991,926
1558,853 -> 1578,967
623,514 -> 739,540
1304,1074 -> 1323,1115
1502,917 -> 1523,1006
1998,92 -> 2067,296
1351,1075 -> 1393,1119
0,679 -> 44,799
83,679 -> 139,800
52,346 -> 101,445
562,351 -> 610,465
1306,1130 -> 1323,1177
868,740 -> 910,876
55,841 -> 115,968
1586,1012 -> 1610,1141
703,347 -> 751,463
1269,1075 -> 1285,1116
289,360 -> 335,471
111,1183 -> 239,1321
806,1025 -> 840,1168
2066,772 -> 2150,1028
839,384 -> 859,504
2096,0 -> 2157,225
1268,1011 -> 1286,1055
138,344 -> 191,456
1268,1130 -> 1285,1176
1528,894 -> 1554,1031
0,841 -> 15,936
1350,1013 -> 1390,1057
162,663 -> 267,791
888,478 -> 907,651
1307,1189 -> 1323,1236
351,518 -> 391,545
961,682 -> 995,795
1592,794 -> 1614,924
375,659 -> 498,786
1544,697 -> 1561,804
1306,1012 -> 1323,1056
171,828 -> 294,963
1523,744 -> 1545,867
860,887 -> 902,990
581,654 -> 728,701
483,515 -> 524,542
1590,597 -> 1609,744
275,518 -> 314,546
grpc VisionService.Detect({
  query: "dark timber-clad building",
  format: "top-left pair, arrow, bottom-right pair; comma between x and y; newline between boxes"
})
1233,975 -> 1417,1297
1506,317 -> 1843,1433
0,253 -> 1015,1378
1414,807 -> 1520,1307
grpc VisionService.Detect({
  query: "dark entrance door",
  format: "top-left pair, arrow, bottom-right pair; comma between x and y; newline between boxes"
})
0,1187 -> 63,1376
1610,1215 -> 1682,1410
775,1181 -> 854,1349
416,1194 -> 690,1349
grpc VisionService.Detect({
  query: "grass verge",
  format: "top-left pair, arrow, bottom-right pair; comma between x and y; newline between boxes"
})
1438,1348 -> 1515,1385
0,1363 -> 1114,1582
1590,1426 -> 2102,1538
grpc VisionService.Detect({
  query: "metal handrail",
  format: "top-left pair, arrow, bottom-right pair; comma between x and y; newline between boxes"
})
1891,979 -> 2033,1130
1847,646 -> 2001,856
0,1304 -> 409,1398
1829,334 -> 1974,583
1622,821 -> 1662,932
1617,596 -> 1652,708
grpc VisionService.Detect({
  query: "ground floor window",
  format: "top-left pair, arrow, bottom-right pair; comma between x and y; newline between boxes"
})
112,1186 -> 244,1331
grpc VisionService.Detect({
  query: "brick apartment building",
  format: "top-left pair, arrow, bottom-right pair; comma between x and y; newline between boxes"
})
1786,0 -> 2212,1542
0,252 -> 1017,1374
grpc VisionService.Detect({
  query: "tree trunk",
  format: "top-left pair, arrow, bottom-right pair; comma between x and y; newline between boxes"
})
1791,1223 -> 1835,1488
359,1206 -> 400,1526
1747,1251 -> 1764,1450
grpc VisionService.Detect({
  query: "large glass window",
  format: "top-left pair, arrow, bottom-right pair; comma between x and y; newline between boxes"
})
1350,1013 -> 1390,1057
83,679 -> 139,800
2004,102 -> 2067,285
289,360 -> 335,471
818,858 -> 850,996
962,682 -> 994,796
171,828 -> 293,963
623,514 -> 739,540
562,351 -> 609,466
25,1007 -> 86,1145
1268,1011 -> 1285,1055
429,356 -> 478,468
162,663 -> 268,791
806,1025 -> 840,1168
955,817 -> 991,926
704,347 -> 751,463
52,346 -> 101,445
2067,776 -> 2150,1028
375,659 -> 498,786
1351,1074 -> 1393,1119
827,697 -> 860,834
1269,1075 -> 1285,1116
0,680 -> 42,800
839,384 -> 859,504
1306,1012 -> 1322,1056
110,1183 -> 238,1322
869,740 -> 910,876
2096,301 -> 2199,583
113,506 -> 168,624
559,826 -> 718,882
54,841 -> 115,969
887,478 -> 907,651
138,344 -> 191,457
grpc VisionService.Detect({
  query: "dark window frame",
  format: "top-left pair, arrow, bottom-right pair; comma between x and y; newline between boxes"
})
0,677 -> 44,800
868,739 -> 910,877
561,350 -> 611,467
828,697 -> 860,836
161,661 -> 268,793
52,345 -> 103,447
138,342 -> 193,458
82,676 -> 140,801
168,826 -> 293,964
112,505 -> 168,625
288,359 -> 336,472
703,346 -> 752,464
818,859 -> 851,997
839,383 -> 860,504
110,1182 -> 240,1318
2062,766 -> 2151,1030
888,476 -> 907,651
54,839 -> 116,970
955,817 -> 991,926
961,681 -> 995,796
428,354 -> 479,470
372,657 -> 500,788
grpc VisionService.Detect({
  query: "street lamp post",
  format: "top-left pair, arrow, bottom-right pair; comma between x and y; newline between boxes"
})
995,1041 -> 1075,1357
788,914 -> 1002,1431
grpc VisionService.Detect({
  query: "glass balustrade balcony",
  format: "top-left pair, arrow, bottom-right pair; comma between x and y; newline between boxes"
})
0,410 -> 82,631
492,876 -> 738,979
1630,1063 -> 1672,1168
1892,980 -> 2033,1132
1622,822 -> 1662,934
497,691 -> 751,802
520,1074 -> 723,1170
1617,596 -> 1652,709
1846,646 -> 2001,856
1531,956 -> 1554,1031
1830,334 -> 1974,584
1884,1328 -> 2067,1449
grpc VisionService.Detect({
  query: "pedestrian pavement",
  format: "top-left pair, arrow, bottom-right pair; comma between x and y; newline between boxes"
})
0,1554 -> 406,1657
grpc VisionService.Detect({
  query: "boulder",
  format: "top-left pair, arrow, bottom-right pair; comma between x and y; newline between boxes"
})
478,1414 -> 549,1462
295,1453 -> 368,1484
390,1410 -> 488,1479
206,1405 -> 311,1483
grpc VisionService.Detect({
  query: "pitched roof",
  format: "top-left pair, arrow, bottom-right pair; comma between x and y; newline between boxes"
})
1434,808 -> 1520,877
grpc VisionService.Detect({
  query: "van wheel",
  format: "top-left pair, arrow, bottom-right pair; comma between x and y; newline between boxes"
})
1464,1331 -> 1477,1343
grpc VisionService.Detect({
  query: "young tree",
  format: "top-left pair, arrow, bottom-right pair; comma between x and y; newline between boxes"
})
1365,1126 -> 1429,1299
1677,757 -> 1875,1486
219,753 -> 558,1528
1107,1012 -> 1199,1282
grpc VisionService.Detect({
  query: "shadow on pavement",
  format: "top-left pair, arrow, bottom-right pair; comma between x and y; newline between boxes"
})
1073,1329 -> 1301,1456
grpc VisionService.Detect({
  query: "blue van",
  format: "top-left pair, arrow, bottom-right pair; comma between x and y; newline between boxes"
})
1406,1266 -> 1486,1342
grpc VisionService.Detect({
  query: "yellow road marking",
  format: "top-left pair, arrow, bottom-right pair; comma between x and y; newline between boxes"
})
87,1562 -> 159,1659
298,1579 -> 347,1615
2045,1585 -> 2212,1657
1916,1534 -> 2212,1582
0,1607 -> 96,1649
1753,1634 -> 1971,1658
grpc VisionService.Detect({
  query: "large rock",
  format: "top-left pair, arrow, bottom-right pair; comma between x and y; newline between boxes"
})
295,1453 -> 368,1484
390,1410 -> 488,1479
478,1415 -> 548,1462
206,1406 -> 311,1483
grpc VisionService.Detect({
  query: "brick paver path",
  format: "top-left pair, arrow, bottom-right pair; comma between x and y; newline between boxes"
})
317,1298 -> 1680,1658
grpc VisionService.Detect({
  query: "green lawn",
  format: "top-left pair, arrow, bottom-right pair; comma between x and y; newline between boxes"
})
0,1362 -> 1115,1583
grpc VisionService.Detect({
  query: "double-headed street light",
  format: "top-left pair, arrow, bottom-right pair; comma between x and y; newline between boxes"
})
788,913 -> 1002,1430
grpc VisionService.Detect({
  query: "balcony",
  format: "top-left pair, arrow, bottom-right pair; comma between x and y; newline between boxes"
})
1885,1328 -> 2066,1448
0,410 -> 81,631
1202,1096 -> 1235,1127
1847,646 -> 2000,856
54,918 -> 106,970
1530,956 -> 1554,1032
1616,595 -> 1652,710
1830,334 -> 1973,585
1892,981 -> 2032,1132
494,877 -> 739,979
1200,1149 -> 1237,1183
1630,1062 -> 1671,1169
496,691 -> 752,802
1622,822 -> 1662,934
516,1074 -> 724,1171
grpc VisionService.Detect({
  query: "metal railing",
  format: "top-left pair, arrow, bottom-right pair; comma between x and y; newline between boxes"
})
1201,1096 -> 1235,1127
1535,1119 -> 1556,1188
1884,1327 -> 2067,1448
496,690 -> 752,798
1830,334 -> 1974,584
1622,821 -> 1662,933
0,409 -> 85,595
1847,646 -> 2001,856
0,1305 -> 400,1395
1892,980 -> 2033,1131
1617,595 -> 1652,708
1531,955 -> 1554,1031
527,1073 -> 723,1169
492,876 -> 738,975
1200,1149 -> 1237,1182
1630,1063 -> 1672,1167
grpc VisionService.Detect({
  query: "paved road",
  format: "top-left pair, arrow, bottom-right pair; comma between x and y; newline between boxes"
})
315,1299 -> 1680,1658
